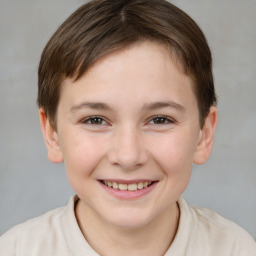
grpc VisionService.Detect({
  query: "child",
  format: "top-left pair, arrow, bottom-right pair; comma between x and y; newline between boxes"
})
1,0 -> 255,255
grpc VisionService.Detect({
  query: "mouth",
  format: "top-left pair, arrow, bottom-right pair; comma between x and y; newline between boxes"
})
99,180 -> 156,192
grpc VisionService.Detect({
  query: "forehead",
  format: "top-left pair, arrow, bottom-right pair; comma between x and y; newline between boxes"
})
76,42 -> 188,87
86,40 -> 186,79
59,41 -> 197,113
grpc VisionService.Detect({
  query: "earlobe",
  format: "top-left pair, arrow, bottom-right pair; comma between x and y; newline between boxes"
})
193,106 -> 218,165
39,109 -> 64,163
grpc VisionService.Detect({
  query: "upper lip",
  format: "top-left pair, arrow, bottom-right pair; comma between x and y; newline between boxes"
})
99,179 -> 157,184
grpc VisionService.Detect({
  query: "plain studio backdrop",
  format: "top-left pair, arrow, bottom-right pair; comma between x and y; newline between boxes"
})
0,0 -> 255,239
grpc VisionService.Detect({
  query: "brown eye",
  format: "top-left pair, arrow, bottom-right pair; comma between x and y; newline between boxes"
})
90,117 -> 104,124
83,116 -> 107,125
149,116 -> 174,125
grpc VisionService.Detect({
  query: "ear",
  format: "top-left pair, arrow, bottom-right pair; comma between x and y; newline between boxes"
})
193,106 -> 218,165
39,108 -> 64,163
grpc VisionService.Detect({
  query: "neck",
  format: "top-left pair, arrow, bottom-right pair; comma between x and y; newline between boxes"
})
75,200 -> 180,256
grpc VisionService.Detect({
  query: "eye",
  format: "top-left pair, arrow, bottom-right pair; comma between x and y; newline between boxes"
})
82,116 -> 107,125
148,116 -> 174,125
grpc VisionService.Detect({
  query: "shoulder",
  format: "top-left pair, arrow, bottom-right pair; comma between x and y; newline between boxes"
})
0,198 -> 73,256
194,205 -> 255,243
1,205 -> 65,235
177,198 -> 256,255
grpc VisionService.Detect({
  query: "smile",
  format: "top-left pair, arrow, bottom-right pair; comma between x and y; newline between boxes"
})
100,180 -> 154,191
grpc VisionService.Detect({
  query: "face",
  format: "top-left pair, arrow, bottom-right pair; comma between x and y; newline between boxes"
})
41,41 -> 216,229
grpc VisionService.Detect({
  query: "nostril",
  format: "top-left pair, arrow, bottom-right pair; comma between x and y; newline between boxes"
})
108,150 -> 148,171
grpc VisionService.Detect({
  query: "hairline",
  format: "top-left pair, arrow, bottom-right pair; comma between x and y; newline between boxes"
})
50,39 -> 200,131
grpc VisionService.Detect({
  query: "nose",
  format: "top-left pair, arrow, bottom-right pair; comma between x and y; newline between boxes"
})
107,126 -> 149,171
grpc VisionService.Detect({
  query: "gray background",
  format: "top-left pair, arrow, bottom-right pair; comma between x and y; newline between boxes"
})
0,0 -> 255,239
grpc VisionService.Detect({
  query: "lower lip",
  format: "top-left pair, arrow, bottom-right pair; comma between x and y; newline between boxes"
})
98,181 -> 157,200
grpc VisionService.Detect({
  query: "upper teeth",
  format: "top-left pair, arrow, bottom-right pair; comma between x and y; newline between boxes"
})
103,181 -> 152,191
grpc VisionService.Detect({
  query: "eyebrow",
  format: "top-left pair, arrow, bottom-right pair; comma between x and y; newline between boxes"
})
142,101 -> 186,112
70,100 -> 185,113
70,102 -> 112,112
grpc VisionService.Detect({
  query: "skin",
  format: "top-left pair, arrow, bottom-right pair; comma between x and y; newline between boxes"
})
40,41 -> 217,256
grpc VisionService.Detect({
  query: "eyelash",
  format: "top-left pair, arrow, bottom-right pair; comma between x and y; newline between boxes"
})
81,116 -> 108,125
147,115 -> 175,125
81,115 -> 174,126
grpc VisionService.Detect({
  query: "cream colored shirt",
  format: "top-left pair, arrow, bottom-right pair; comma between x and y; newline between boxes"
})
0,196 -> 255,256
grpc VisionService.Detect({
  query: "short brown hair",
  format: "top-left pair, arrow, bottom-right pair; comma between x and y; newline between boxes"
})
37,0 -> 217,129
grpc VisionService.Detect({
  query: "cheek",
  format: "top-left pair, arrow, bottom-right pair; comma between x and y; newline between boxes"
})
60,131 -> 106,178
148,131 -> 196,174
